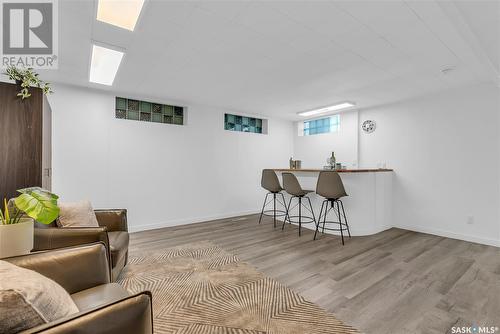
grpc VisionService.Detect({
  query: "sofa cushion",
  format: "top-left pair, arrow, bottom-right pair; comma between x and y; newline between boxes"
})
71,283 -> 129,311
108,231 -> 129,267
57,200 -> 99,228
0,260 -> 79,333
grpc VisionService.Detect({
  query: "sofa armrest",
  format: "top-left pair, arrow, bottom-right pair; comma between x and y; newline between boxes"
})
33,226 -> 110,252
5,243 -> 111,294
25,291 -> 153,334
94,209 -> 128,232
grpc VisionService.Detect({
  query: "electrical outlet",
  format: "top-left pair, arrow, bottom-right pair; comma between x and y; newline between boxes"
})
466,216 -> 474,225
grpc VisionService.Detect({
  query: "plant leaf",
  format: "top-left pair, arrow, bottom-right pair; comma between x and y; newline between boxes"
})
14,189 -> 59,225
6,66 -> 53,99
4,198 -> 10,223
17,187 -> 59,200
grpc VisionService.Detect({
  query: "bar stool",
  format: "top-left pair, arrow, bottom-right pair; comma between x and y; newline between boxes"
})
281,172 -> 316,236
258,169 -> 288,228
314,171 -> 351,245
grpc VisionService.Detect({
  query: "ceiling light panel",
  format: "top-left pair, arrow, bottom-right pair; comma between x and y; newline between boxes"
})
97,0 -> 145,31
298,102 -> 355,117
89,44 -> 124,86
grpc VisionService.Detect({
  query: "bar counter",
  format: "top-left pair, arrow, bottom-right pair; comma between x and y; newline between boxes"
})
271,168 -> 394,236
272,168 -> 394,173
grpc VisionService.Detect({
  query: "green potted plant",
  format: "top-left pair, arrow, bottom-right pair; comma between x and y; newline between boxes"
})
4,66 -> 53,100
0,187 -> 59,258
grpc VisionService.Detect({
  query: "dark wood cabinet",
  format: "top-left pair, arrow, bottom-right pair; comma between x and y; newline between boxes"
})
0,81 -> 51,201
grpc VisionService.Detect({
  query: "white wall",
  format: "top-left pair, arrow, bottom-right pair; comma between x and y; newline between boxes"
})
358,83 -> 500,246
48,84 -> 293,232
293,111 -> 359,168
50,82 -> 500,246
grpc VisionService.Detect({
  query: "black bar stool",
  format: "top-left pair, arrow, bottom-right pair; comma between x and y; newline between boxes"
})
314,171 -> 351,245
281,172 -> 316,236
258,169 -> 288,228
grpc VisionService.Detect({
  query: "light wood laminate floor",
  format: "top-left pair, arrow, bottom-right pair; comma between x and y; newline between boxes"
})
129,214 -> 500,334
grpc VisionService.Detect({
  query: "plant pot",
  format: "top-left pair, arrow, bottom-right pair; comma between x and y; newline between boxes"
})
0,218 -> 34,258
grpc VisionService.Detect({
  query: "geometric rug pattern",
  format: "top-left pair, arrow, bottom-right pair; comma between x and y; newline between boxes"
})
117,241 -> 359,334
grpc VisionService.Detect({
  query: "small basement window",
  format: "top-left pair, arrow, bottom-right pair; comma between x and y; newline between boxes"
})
301,115 -> 340,136
115,97 -> 185,125
224,113 -> 267,134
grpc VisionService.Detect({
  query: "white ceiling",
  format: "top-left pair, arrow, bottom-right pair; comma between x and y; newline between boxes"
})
34,0 -> 499,119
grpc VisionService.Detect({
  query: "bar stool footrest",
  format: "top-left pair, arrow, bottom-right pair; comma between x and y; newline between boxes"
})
316,221 -> 351,235
261,209 -> 287,218
286,215 -> 316,224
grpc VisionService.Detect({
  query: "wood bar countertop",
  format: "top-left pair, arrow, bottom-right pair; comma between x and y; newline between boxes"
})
272,168 -> 394,173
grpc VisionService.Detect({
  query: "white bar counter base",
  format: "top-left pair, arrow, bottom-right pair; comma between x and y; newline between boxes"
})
273,168 -> 394,236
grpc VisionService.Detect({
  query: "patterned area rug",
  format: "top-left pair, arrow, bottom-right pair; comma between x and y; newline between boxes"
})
118,241 -> 359,334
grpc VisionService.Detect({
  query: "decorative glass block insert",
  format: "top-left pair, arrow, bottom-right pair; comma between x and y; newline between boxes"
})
140,112 -> 151,122
116,97 -> 127,110
303,115 -> 340,136
128,110 -> 140,120
174,106 -> 183,116
152,103 -> 162,113
152,113 -> 163,123
128,99 -> 139,111
224,114 -> 263,134
140,101 -> 151,113
115,109 -> 126,119
163,115 -> 173,124
116,97 -> 184,126
163,105 -> 173,116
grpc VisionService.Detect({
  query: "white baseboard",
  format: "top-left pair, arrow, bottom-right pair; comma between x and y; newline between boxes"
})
128,211 -> 500,248
394,224 -> 500,248
128,210 -> 260,233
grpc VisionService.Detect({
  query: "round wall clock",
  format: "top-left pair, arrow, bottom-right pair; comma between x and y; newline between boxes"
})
362,120 -> 376,133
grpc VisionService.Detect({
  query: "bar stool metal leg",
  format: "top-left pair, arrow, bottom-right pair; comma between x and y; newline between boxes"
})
258,193 -> 270,224
282,195 -> 293,230
335,200 -> 345,245
339,200 -> 351,238
324,201 -> 330,234
306,196 -> 316,229
277,192 -> 288,228
314,200 -> 326,240
322,201 -> 330,234
298,197 -> 302,236
273,193 -> 277,228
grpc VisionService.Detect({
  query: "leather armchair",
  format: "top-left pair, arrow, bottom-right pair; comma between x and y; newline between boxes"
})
5,243 -> 153,334
33,209 -> 129,281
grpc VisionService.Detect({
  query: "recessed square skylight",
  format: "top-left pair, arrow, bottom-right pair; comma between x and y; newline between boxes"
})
89,44 -> 124,86
97,0 -> 144,31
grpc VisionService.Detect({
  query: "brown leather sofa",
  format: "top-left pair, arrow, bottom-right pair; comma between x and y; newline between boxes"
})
5,243 -> 153,334
33,209 -> 129,281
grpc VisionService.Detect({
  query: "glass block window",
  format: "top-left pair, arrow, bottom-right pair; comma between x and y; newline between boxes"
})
303,115 -> 340,136
115,97 -> 184,125
224,113 -> 263,134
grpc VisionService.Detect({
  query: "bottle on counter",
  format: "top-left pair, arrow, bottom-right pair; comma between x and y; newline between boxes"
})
289,157 -> 294,169
328,152 -> 336,169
